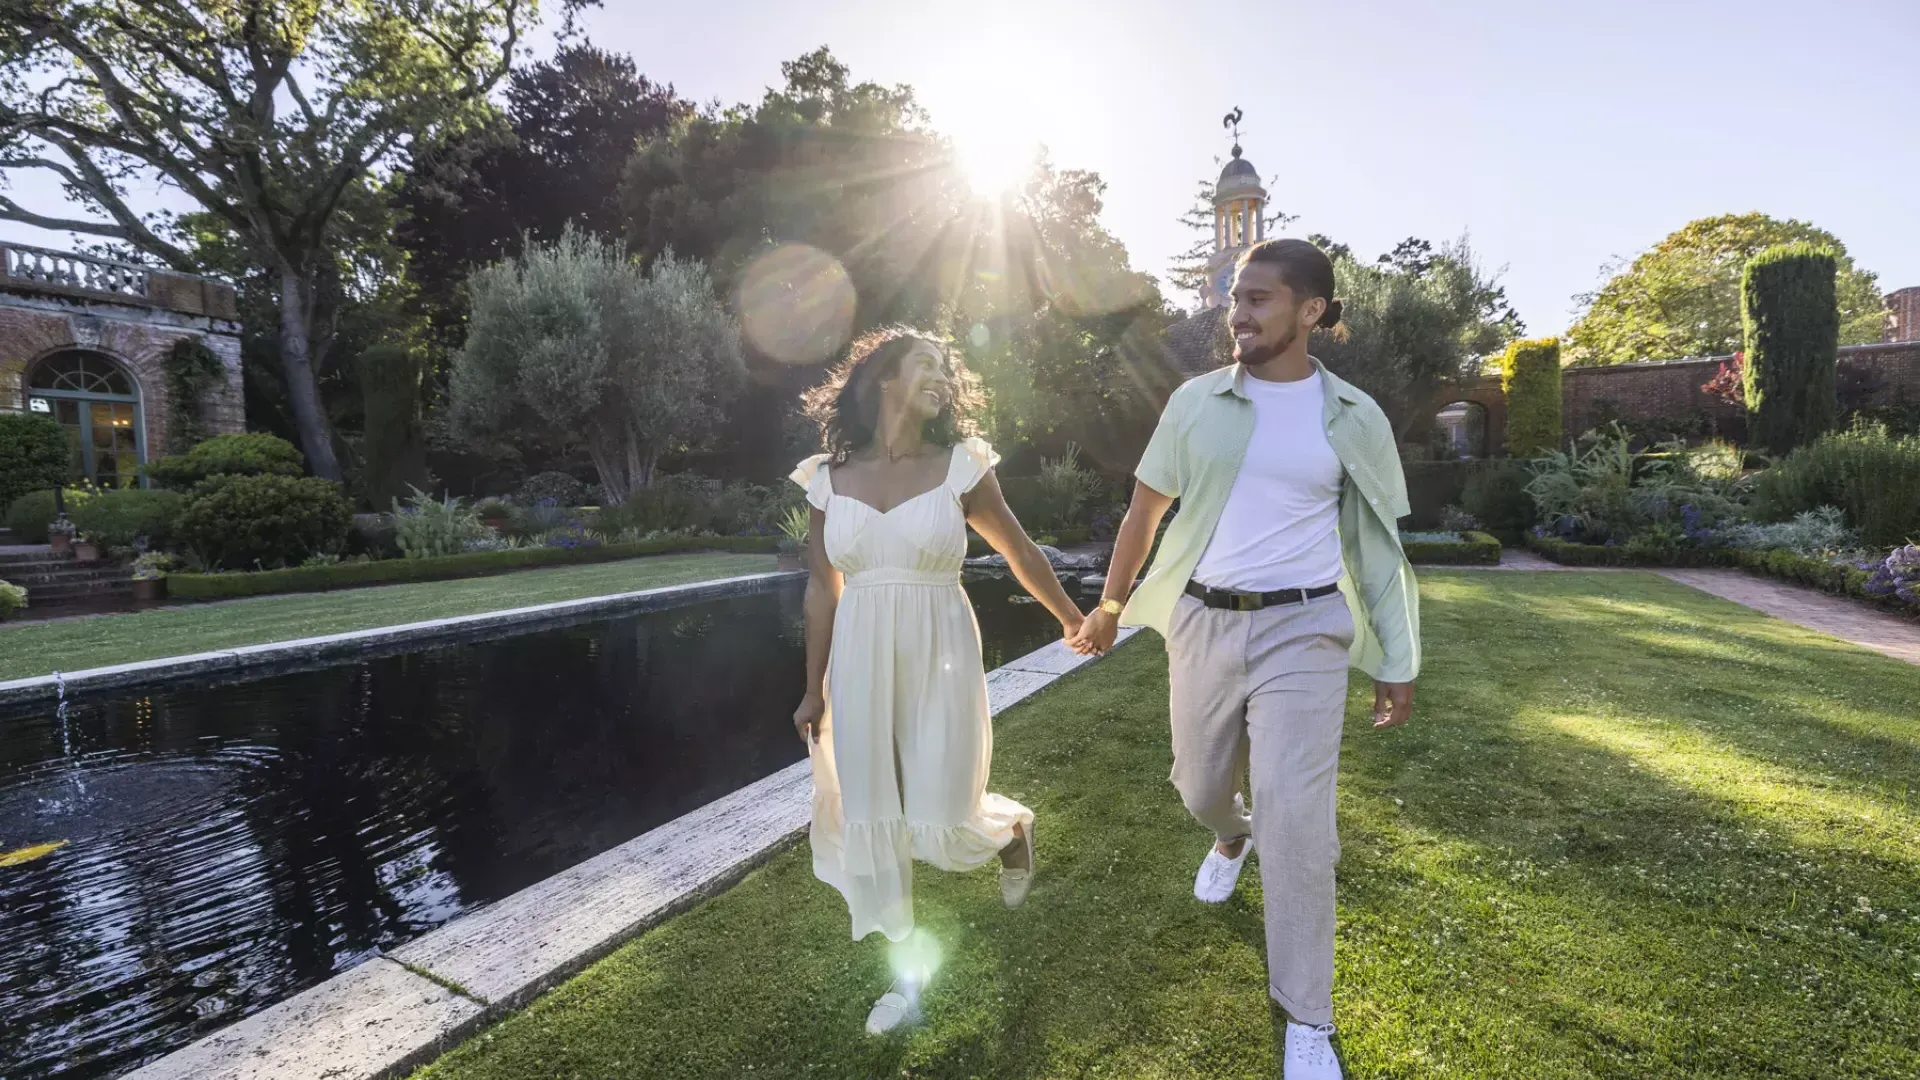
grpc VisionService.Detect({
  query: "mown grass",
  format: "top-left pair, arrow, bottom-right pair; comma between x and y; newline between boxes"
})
414,571 -> 1920,1079
0,553 -> 774,681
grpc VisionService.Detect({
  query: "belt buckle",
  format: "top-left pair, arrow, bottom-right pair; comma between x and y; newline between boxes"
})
1231,591 -> 1264,612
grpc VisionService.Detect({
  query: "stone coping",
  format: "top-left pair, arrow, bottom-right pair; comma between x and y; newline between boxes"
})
124,627 -> 1138,1080
0,571 -> 804,709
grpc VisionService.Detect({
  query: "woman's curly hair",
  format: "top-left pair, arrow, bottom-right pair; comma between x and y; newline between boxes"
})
802,326 -> 984,465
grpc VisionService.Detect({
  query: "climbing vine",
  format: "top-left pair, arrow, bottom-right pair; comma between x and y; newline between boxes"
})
165,337 -> 225,454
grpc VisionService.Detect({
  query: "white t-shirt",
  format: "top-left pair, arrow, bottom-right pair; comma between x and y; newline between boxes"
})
1191,369 -> 1345,592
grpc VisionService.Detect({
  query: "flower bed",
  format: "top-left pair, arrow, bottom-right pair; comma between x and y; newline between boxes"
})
1402,530 -> 1502,566
168,535 -> 779,601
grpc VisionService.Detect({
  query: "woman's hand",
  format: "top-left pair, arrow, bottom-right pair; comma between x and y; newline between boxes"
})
1060,608 -> 1091,653
794,693 -> 827,744
1071,607 -> 1119,656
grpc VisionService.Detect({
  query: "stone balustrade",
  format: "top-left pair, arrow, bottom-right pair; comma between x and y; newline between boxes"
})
0,241 -> 236,320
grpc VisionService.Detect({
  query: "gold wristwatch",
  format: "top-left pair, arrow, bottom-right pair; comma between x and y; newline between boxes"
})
1099,598 -> 1125,616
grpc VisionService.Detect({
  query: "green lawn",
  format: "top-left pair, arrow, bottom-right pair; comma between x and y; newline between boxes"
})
413,571 -> 1920,1080
0,553 -> 774,681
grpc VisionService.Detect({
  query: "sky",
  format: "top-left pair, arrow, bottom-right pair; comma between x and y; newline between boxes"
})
5,0 -> 1917,336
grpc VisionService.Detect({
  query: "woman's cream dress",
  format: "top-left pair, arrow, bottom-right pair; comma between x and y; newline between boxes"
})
791,437 -> 1033,942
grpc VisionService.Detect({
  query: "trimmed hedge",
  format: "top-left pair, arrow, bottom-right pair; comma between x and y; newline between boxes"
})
1522,532 -> 1713,567
167,535 -> 779,600
1742,243 -> 1839,456
145,432 -> 305,490
69,488 -> 185,549
1500,338 -> 1563,455
1403,531 -> 1502,566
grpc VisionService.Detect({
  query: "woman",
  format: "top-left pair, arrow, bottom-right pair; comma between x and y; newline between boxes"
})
791,326 -> 1090,1035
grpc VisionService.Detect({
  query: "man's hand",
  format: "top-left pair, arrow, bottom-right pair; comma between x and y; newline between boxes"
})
1372,681 -> 1415,729
1071,607 -> 1120,655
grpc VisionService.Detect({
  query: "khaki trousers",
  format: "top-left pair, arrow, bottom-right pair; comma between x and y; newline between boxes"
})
1166,590 -> 1354,1026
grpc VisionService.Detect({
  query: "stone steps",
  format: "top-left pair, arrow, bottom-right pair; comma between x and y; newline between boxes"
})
0,547 -> 135,608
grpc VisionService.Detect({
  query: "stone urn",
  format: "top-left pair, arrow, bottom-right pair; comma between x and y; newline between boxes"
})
131,576 -> 168,603
50,531 -> 73,556
73,538 -> 102,563
777,551 -> 807,573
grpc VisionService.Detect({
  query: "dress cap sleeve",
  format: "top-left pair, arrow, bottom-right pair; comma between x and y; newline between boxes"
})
789,453 -> 833,511
947,436 -> 1001,495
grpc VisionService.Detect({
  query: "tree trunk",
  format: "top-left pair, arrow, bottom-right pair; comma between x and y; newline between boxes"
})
585,432 -> 632,506
278,269 -> 344,480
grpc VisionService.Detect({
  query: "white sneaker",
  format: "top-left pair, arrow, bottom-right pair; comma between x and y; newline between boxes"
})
1283,1021 -> 1343,1079
1193,836 -> 1252,903
864,980 -> 920,1035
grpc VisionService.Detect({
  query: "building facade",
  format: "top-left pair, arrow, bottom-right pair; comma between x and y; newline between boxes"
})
0,243 -> 244,486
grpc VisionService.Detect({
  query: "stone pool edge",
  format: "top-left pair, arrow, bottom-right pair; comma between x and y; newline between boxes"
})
0,571 -> 805,708
123,629 -> 1139,1080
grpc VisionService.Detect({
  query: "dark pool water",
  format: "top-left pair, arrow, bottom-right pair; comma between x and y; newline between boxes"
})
0,576 -> 1067,1079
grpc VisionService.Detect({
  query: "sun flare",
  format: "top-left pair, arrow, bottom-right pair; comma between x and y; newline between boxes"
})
955,132 -> 1039,195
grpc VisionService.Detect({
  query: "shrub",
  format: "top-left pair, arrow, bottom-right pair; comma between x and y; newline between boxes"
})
392,487 -> 490,559
145,432 -> 305,490
1742,243 -> 1839,456
176,474 -> 352,569
597,484 -> 712,536
1525,424 -> 1738,545
130,551 -> 176,580
68,488 -> 186,549
5,490 -> 61,544
1460,461 -> 1535,539
0,579 -> 26,619
356,344 -> 431,510
777,504 -> 809,555
1004,445 -> 1103,532
1437,505 -> 1480,533
0,413 -> 70,509
1500,338 -> 1563,456
503,497 -> 580,539
1748,424 -> 1920,549
517,471 -> 589,507
1712,506 -> 1857,558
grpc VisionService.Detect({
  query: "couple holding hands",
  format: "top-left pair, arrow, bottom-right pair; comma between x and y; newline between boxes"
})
790,238 -> 1419,1078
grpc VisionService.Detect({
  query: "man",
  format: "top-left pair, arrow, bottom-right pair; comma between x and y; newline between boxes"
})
1071,237 -> 1420,1078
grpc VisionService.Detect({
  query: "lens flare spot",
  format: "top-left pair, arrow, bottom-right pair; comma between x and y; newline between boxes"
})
968,323 -> 991,348
738,244 -> 857,366
889,927 -> 943,988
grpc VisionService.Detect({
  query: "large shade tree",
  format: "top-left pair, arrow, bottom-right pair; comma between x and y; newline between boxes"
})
398,43 -> 690,348
0,0 -> 551,479
1566,212 -> 1884,366
449,229 -> 742,502
619,47 -> 1176,477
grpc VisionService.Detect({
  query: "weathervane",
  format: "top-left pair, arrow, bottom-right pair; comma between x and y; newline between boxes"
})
1222,106 -> 1244,158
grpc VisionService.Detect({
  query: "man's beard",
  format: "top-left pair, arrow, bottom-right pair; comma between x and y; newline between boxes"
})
1234,321 -> 1298,366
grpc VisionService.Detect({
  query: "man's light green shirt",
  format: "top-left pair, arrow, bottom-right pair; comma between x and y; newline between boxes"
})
1123,359 -> 1422,683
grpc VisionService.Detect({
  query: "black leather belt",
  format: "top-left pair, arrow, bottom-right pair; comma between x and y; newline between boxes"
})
1185,580 -> 1340,612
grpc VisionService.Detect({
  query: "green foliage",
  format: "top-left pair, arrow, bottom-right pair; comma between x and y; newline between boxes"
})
164,337 -> 225,453
0,414 -> 71,510
1400,530 -> 1502,565
594,485 -> 713,536
1524,425 -> 1739,544
1713,507 -> 1857,558
1742,243 -> 1840,456
393,488 -> 490,559
4,489 -> 75,545
1566,213 -> 1884,365
168,536 -> 779,600
1314,239 -> 1521,436
776,505 -> 809,554
451,229 -> 743,504
0,579 -> 25,620
357,344 -> 431,510
1499,338 -> 1563,455
176,475 -> 353,570
1460,462 -> 1537,539
68,488 -> 186,549
1749,424 -> 1920,548
1004,445 -> 1103,532
1523,532 -> 1713,567
130,552 -> 176,581
145,433 -> 306,490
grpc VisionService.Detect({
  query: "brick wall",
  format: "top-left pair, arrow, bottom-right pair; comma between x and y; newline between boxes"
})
1886,287 -> 1920,344
0,295 -> 245,461
1560,343 -> 1920,437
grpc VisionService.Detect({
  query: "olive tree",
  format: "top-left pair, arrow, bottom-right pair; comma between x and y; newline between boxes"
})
449,229 -> 742,503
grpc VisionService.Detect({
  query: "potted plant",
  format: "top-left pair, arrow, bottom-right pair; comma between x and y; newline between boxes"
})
777,504 -> 810,572
130,552 -> 174,603
48,517 -> 75,556
73,532 -> 102,564
0,579 -> 26,622
475,497 -> 512,532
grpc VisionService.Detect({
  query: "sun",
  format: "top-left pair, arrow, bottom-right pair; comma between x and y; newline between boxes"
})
954,132 -> 1039,196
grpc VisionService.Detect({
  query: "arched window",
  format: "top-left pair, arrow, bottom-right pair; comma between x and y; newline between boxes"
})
27,350 -> 146,487
1434,401 -> 1489,460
